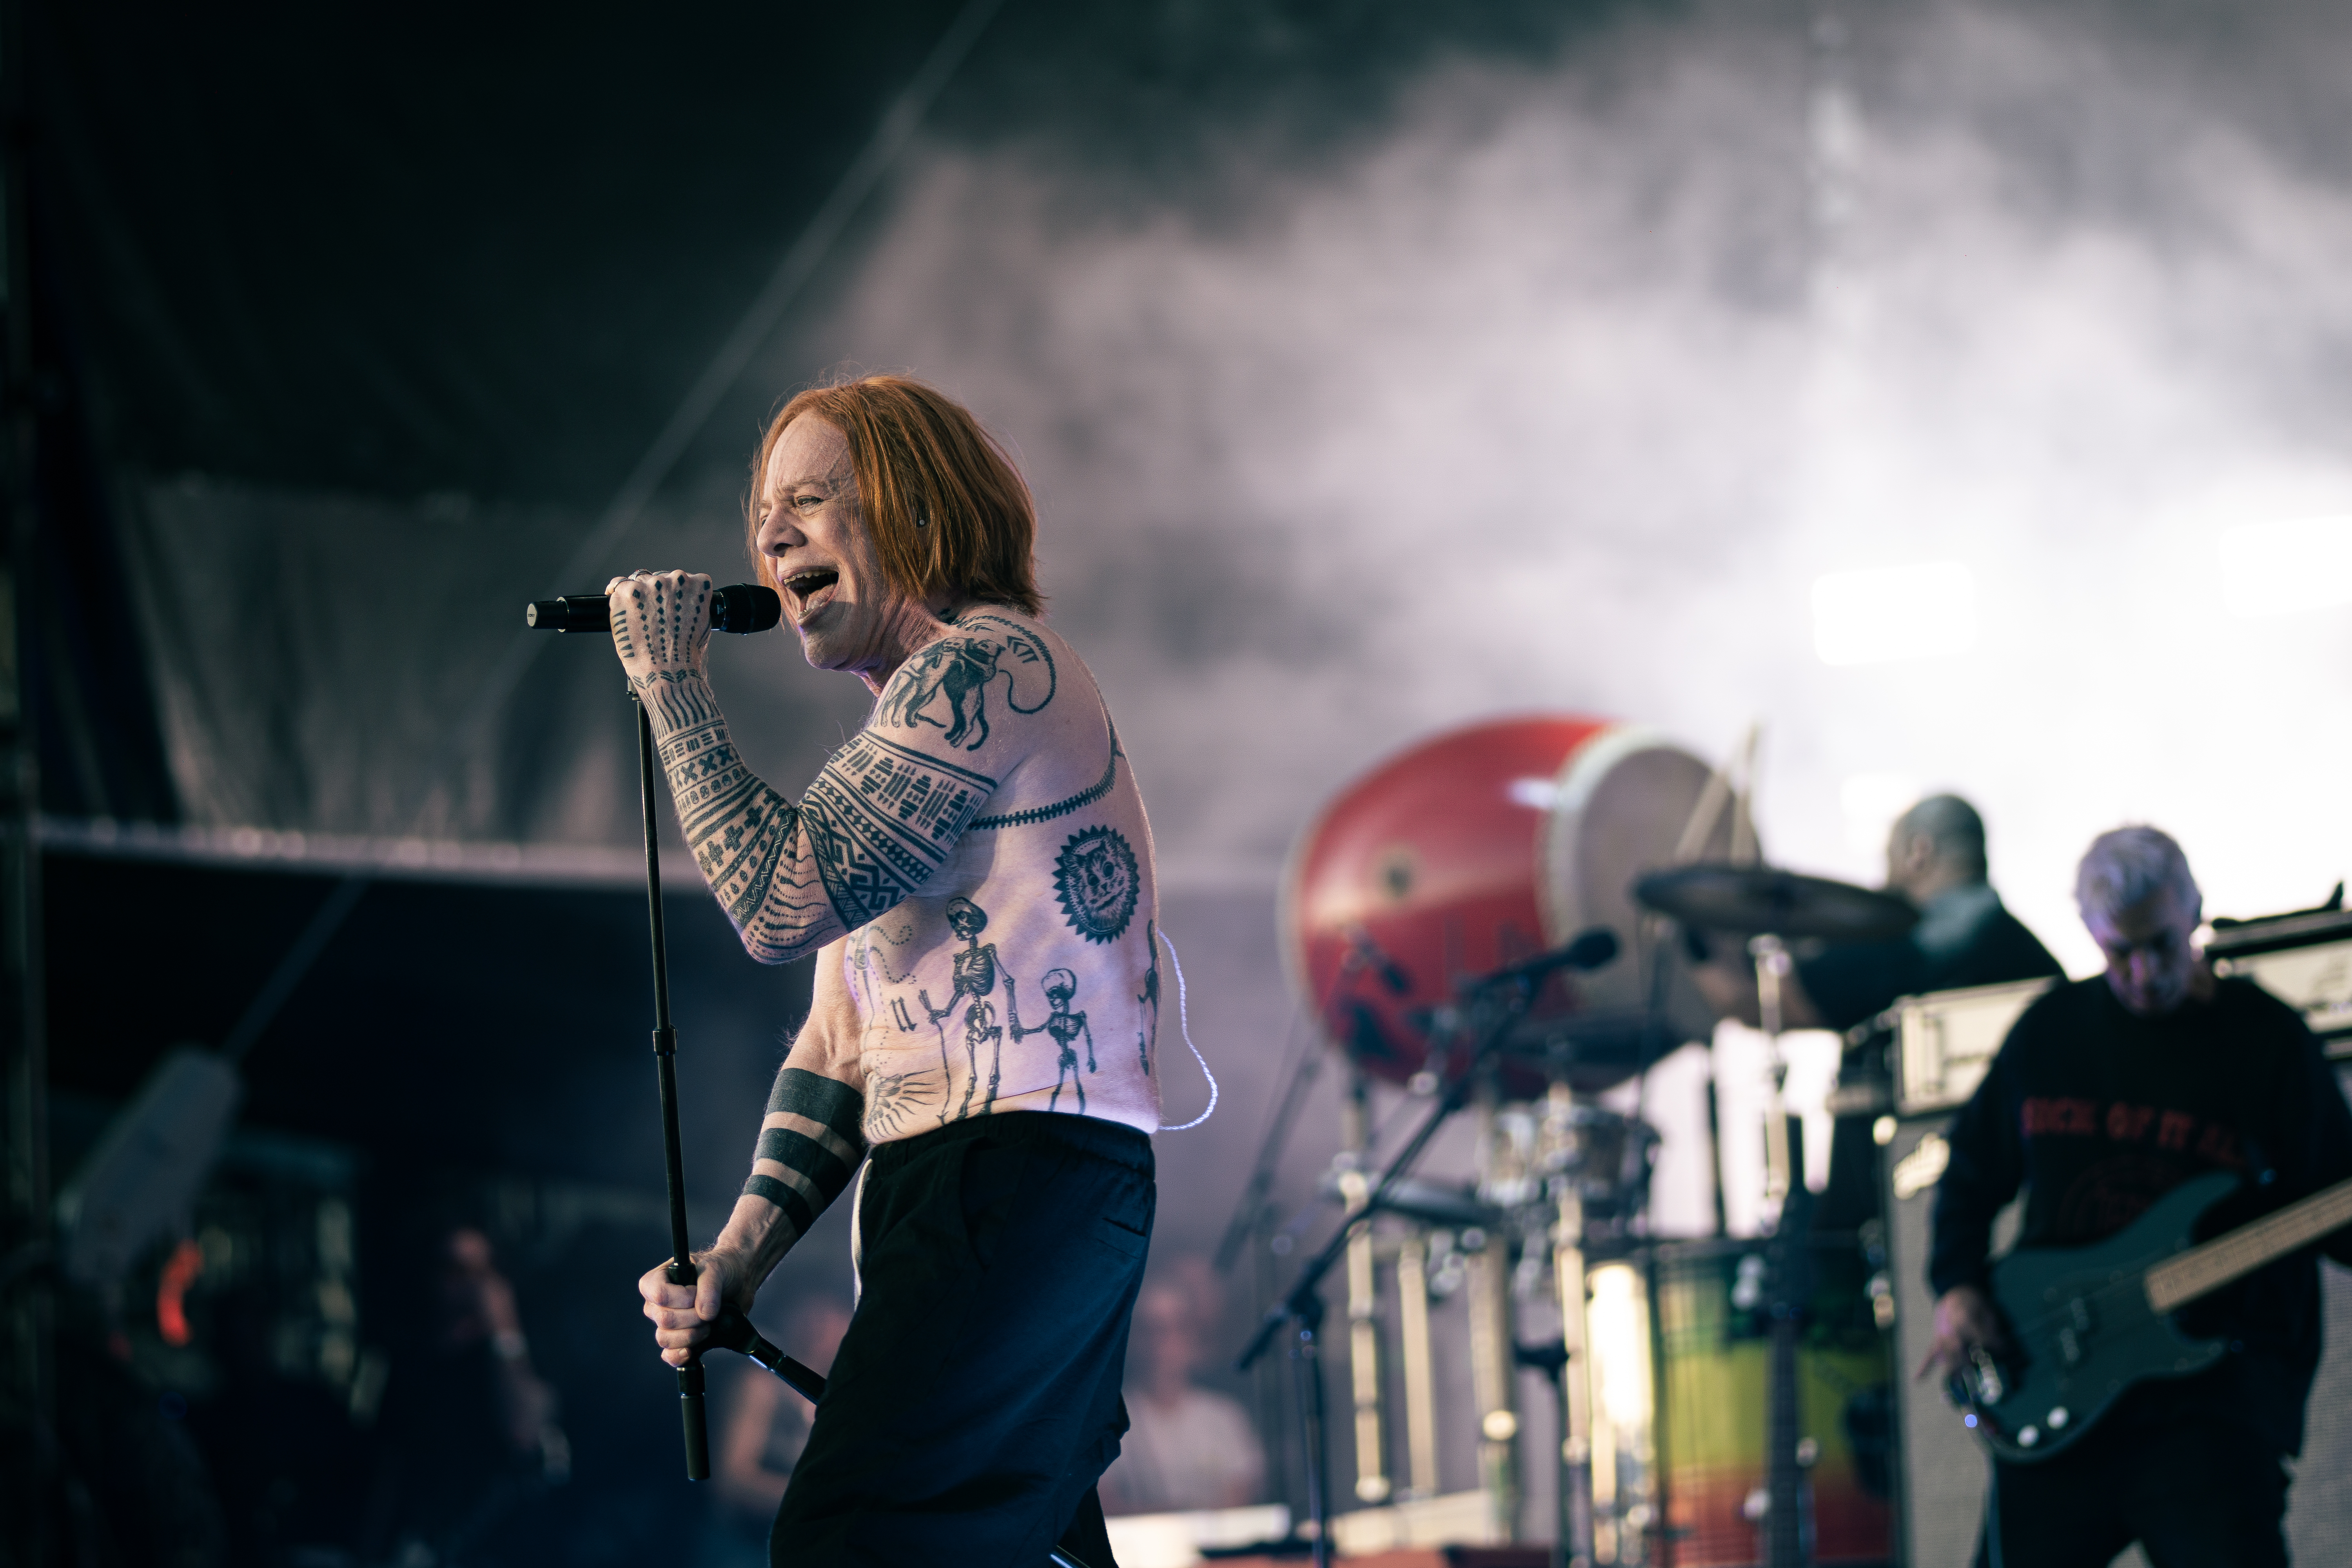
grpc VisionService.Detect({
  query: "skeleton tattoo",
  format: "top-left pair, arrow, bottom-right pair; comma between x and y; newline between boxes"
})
919,895 -> 1003,1124
1009,967 -> 1096,1116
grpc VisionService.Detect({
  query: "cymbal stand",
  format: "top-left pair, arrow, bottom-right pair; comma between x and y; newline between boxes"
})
1748,931 -> 1811,1567
1542,1082 -> 1597,1568
1750,934 -> 1795,1225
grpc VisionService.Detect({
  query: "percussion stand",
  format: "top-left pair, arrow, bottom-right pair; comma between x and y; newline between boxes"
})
1751,933 -> 1796,1224
1237,971 -> 1553,1568
1749,932 -> 1812,1568
1541,1079 -> 1597,1568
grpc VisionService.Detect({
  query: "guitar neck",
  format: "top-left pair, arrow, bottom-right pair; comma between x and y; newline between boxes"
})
2144,1174 -> 2352,1314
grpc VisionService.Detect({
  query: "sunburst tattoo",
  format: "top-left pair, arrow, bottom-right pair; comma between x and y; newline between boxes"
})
863,1068 -> 941,1140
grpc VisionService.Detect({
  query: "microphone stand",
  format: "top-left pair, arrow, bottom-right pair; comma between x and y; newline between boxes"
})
632,689 -> 713,1481
1234,965 -> 1559,1567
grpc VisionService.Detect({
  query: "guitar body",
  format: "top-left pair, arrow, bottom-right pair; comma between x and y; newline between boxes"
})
1959,1171 -> 2237,1464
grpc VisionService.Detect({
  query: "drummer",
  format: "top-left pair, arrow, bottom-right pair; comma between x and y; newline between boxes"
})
1690,794 -> 2065,1221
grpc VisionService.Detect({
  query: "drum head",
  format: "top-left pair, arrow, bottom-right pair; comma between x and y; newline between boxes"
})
1283,715 -> 1613,1095
1538,728 -> 1738,1054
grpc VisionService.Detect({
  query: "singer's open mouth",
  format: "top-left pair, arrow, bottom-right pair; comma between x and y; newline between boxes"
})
782,568 -> 840,617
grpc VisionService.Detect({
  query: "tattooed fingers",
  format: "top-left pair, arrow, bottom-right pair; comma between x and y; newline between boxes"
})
604,569 -> 715,684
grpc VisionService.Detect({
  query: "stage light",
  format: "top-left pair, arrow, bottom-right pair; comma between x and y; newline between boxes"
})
2220,515 -> 2352,619
1811,561 -> 1977,666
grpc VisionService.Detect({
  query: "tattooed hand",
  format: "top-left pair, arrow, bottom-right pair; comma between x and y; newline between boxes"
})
605,569 -> 715,686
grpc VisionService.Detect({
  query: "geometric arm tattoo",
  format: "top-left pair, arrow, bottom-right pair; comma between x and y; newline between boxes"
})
637,670 -> 996,964
742,1068 -> 867,1247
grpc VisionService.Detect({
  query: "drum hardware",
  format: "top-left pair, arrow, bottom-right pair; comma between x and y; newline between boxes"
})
1279,717 -> 1744,1558
1315,1171 -> 1506,1232
1396,1231 -> 1444,1503
1751,934 -> 1813,1568
1465,1116 -> 1524,1543
1237,942 -> 1609,1568
1632,862 -> 1915,1222
1338,1071 -> 1392,1509
1514,1336 -> 1581,1568
1545,1155 -> 1595,1568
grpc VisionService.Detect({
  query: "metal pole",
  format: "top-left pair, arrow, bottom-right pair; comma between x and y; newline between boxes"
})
1290,1293 -> 1332,1568
635,693 -> 709,1480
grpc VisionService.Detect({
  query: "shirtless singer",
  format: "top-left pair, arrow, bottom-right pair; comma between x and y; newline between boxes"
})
619,377 -> 1162,1566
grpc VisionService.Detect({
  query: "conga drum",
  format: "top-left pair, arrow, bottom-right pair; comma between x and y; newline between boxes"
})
1283,715 -> 1739,1096
1651,1239 -> 1895,1565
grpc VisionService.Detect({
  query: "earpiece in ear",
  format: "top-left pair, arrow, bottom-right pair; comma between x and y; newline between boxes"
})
915,511 -> 931,529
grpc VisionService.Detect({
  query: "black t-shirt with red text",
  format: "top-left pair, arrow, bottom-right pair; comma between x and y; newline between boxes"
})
1929,974 -> 2352,1454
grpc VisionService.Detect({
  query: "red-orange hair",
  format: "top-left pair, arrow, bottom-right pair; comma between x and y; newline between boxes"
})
746,374 -> 1043,616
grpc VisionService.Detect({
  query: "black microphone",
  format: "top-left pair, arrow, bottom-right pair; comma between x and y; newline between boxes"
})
524,583 -> 782,635
1466,927 -> 1620,993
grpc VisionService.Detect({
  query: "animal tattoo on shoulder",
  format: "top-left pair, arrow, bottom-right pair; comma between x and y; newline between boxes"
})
873,615 -> 1056,751
1009,967 -> 1096,1116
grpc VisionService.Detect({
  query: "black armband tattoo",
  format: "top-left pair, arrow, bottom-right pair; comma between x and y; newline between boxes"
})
742,1068 -> 867,1241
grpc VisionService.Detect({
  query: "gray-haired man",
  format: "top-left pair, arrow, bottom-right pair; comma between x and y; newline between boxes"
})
1922,826 -> 2352,1567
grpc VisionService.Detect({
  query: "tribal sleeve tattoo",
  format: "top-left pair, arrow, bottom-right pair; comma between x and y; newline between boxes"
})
743,1068 -> 866,1246
637,670 -> 997,964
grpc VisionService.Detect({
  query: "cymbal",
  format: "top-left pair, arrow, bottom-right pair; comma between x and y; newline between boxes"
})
1633,862 -> 1918,942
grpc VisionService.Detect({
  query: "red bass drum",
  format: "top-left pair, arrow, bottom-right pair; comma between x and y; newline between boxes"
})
1283,715 -> 1733,1097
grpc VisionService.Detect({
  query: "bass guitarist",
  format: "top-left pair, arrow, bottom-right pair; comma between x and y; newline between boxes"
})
1920,825 -> 2352,1567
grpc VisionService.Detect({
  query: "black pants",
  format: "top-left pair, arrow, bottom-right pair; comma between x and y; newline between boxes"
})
1976,1399 -> 2290,1568
771,1112 -> 1154,1567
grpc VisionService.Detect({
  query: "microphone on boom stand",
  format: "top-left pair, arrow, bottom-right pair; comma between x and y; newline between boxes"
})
524,582 -> 782,634
1462,927 -> 1619,993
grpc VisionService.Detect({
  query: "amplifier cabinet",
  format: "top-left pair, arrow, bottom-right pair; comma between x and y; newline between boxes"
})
1880,1115 -> 1991,1568
1892,977 -> 2054,1120
2205,906 -> 2352,1053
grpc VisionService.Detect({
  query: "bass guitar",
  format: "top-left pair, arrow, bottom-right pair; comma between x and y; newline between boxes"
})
1949,1169 -> 2352,1462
